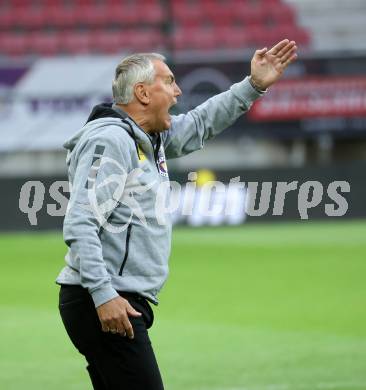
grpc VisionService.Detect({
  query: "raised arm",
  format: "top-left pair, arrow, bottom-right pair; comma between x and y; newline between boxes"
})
162,39 -> 297,160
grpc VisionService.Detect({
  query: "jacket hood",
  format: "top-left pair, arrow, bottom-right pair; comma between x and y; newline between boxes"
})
86,102 -> 127,123
63,102 -> 158,165
63,103 -> 134,153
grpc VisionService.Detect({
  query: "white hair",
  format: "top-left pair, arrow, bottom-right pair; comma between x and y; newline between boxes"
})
112,53 -> 166,104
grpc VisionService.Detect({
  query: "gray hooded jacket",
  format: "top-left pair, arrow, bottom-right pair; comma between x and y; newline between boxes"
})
56,76 -> 264,307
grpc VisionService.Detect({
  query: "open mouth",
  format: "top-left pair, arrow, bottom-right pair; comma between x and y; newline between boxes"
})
168,99 -> 177,113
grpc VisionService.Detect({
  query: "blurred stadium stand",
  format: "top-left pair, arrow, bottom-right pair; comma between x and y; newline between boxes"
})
0,0 -> 366,228
285,0 -> 366,53
0,0 -> 309,56
0,0 -> 315,175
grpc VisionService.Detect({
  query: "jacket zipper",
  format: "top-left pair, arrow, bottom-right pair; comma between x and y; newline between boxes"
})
118,223 -> 132,276
147,133 -> 161,172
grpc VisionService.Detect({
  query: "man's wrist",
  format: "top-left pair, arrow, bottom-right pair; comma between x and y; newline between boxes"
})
90,284 -> 119,308
249,76 -> 267,93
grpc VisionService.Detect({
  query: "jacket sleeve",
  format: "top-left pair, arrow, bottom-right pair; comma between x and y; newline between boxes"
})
63,130 -> 132,307
161,76 -> 265,159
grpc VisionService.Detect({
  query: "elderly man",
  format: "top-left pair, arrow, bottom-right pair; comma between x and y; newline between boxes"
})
57,39 -> 297,390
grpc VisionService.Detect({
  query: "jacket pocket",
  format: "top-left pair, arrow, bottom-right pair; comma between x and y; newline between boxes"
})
118,223 -> 132,276
59,297 -> 85,309
59,285 -> 89,308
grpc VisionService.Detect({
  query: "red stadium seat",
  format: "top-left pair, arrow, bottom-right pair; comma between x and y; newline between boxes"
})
245,25 -> 268,47
61,32 -> 92,54
172,2 -> 202,24
0,10 -> 15,29
128,29 -> 163,51
91,30 -> 126,54
29,33 -> 61,56
275,25 -> 311,45
105,5 -> 139,25
245,24 -> 310,48
217,27 -> 249,49
0,33 -> 28,56
200,2 -> 235,26
235,4 -> 266,26
0,0 -> 309,56
101,0 -> 156,4
90,29 -> 163,53
7,0 -> 33,6
173,27 -> 216,51
73,0 -> 99,4
296,28 -> 311,45
141,4 -> 165,24
40,0 -> 66,4
106,3 -> 164,25
74,5 -> 109,27
265,2 -> 296,25
47,6 -> 77,28
14,6 -> 48,29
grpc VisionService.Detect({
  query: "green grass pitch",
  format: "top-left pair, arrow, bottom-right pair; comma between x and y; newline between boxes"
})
0,221 -> 366,390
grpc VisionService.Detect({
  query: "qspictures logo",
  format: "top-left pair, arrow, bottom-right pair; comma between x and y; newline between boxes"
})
84,156 -> 156,233
18,159 -> 351,231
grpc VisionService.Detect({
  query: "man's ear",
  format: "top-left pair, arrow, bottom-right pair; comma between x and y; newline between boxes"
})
134,83 -> 150,105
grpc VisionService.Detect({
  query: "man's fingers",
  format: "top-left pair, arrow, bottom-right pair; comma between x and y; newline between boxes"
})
116,326 -> 126,336
101,322 -> 110,332
268,39 -> 290,55
97,298 -> 140,338
105,318 -> 128,336
255,47 -> 267,57
121,316 -> 134,339
276,41 -> 296,60
101,319 -> 119,333
281,47 -> 297,64
126,303 -> 142,318
282,53 -> 298,69
109,320 -> 127,336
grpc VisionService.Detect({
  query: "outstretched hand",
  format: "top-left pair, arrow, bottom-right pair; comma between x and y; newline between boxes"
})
250,39 -> 298,91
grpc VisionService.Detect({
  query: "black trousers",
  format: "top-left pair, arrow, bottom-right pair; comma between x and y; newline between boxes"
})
58,285 -> 164,390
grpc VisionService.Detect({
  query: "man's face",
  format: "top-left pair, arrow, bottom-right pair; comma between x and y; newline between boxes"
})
146,60 -> 182,132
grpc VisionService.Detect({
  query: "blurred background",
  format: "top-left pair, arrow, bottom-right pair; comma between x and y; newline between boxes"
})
1,0 -> 366,228
0,1 -> 366,390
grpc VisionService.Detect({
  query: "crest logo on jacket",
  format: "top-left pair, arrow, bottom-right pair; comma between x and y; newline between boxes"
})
157,146 -> 168,178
